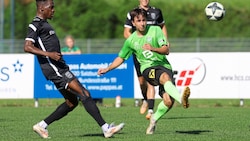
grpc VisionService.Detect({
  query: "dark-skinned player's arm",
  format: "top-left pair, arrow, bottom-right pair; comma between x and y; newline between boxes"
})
24,40 -> 62,61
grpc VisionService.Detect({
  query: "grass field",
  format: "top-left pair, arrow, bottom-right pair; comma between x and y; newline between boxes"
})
0,98 -> 250,141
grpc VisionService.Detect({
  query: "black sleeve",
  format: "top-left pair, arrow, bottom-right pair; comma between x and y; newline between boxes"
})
124,11 -> 133,28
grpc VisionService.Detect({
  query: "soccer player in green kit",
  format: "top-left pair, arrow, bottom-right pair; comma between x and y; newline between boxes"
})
97,8 -> 190,135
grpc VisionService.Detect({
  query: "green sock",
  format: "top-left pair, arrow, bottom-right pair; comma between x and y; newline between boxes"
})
164,81 -> 181,103
154,101 -> 169,121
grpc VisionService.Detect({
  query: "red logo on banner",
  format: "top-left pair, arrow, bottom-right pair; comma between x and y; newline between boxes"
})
174,58 -> 206,86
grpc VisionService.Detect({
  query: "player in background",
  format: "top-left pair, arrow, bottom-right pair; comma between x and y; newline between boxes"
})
99,8 -> 190,135
61,35 -> 81,54
24,0 -> 124,139
124,0 -> 170,120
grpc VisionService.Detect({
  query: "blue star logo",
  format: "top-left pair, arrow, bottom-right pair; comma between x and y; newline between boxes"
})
13,60 -> 23,72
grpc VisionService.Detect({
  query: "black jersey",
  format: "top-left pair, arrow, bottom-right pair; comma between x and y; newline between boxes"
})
25,17 -> 69,79
124,6 -> 165,32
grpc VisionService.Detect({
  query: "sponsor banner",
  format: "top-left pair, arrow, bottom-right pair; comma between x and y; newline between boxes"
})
134,52 -> 250,99
0,54 -> 34,98
34,54 -> 134,98
1,53 -> 249,99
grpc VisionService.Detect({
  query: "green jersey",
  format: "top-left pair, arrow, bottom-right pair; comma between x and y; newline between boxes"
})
61,46 -> 81,53
118,26 -> 172,73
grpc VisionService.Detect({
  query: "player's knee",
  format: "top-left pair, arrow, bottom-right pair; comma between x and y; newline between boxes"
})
79,89 -> 91,103
65,98 -> 78,109
163,98 -> 173,107
159,73 -> 171,84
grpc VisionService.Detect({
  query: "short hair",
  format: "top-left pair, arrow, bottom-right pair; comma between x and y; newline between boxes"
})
64,35 -> 75,42
36,0 -> 47,6
130,8 -> 147,21
36,0 -> 50,5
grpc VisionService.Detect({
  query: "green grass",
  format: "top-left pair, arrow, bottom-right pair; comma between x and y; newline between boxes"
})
0,99 -> 250,141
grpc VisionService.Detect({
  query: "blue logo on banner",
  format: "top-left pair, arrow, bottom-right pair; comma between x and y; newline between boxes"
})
34,54 -> 134,98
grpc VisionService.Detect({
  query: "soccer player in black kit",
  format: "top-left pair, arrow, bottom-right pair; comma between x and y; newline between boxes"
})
124,0 -> 170,120
24,0 -> 124,139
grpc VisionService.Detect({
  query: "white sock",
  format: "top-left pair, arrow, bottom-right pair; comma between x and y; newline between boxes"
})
38,120 -> 48,129
101,123 -> 109,132
148,109 -> 153,114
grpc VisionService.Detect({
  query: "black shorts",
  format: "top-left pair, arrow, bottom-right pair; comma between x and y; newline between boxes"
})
45,69 -> 76,90
133,54 -> 142,77
142,66 -> 175,86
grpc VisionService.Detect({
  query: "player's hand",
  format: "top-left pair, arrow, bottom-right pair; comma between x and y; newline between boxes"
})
142,43 -> 153,51
97,68 -> 109,76
48,52 -> 62,61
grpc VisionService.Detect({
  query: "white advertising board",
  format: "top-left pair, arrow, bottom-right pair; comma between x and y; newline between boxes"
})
134,53 -> 250,99
0,54 -> 34,99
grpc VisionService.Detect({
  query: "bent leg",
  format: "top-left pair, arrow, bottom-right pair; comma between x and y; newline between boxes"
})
146,93 -> 174,135
154,93 -> 174,121
44,89 -> 79,125
67,79 -> 106,127
138,76 -> 148,101
160,73 -> 181,103
139,76 -> 149,114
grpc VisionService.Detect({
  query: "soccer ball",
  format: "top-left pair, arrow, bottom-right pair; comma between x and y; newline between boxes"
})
205,2 -> 225,21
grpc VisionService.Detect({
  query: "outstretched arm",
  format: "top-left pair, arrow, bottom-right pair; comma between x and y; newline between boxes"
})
97,57 -> 125,75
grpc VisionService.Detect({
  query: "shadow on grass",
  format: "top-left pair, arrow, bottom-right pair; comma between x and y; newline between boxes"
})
161,116 -> 213,135
164,116 -> 213,120
176,130 -> 213,135
79,133 -> 104,137
79,132 -> 124,138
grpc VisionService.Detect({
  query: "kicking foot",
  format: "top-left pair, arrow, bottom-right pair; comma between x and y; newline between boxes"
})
103,122 -> 125,138
181,86 -> 191,108
33,123 -> 49,139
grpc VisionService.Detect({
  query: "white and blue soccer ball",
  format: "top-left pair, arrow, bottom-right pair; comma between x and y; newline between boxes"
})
205,2 -> 225,21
